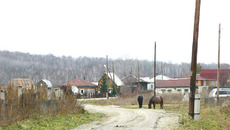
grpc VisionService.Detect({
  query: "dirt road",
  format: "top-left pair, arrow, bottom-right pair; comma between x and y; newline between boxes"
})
75,105 -> 179,130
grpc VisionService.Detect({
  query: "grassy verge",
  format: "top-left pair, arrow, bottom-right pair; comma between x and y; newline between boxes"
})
164,102 -> 230,130
1,111 -> 105,130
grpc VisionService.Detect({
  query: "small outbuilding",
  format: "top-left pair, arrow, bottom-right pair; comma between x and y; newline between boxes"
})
8,78 -> 35,89
37,79 -> 53,88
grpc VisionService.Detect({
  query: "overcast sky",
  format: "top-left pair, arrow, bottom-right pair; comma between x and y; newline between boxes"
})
0,0 -> 230,64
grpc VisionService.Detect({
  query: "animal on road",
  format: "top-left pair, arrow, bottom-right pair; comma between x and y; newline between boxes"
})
137,95 -> 143,108
148,96 -> 163,109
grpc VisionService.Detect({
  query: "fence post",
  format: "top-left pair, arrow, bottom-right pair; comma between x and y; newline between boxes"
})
18,86 -> 22,97
47,88 -> 52,100
54,89 -> 60,100
1,90 -> 6,119
194,93 -> 200,121
34,86 -> 37,93
18,86 -> 22,104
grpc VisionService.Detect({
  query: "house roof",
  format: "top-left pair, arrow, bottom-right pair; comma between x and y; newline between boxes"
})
156,75 -> 171,80
139,75 -> 171,83
8,78 -> 34,88
183,74 -> 207,80
62,78 -> 97,87
140,77 -> 154,82
156,79 -> 190,88
121,74 -> 138,84
41,79 -> 52,88
107,72 -> 125,86
91,82 -> 98,86
200,69 -> 230,80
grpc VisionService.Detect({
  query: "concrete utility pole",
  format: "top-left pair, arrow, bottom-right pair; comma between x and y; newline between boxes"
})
154,42 -> 157,98
217,23 -> 221,105
189,0 -> 201,119
106,55 -> 109,99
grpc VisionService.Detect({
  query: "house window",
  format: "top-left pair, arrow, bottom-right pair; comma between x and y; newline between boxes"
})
184,89 -> 189,92
167,89 -> 172,92
161,89 -> 166,92
151,85 -> 154,89
80,89 -> 84,94
177,89 -> 182,92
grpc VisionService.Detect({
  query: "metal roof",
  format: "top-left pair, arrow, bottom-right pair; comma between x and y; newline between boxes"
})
41,79 -> 52,88
156,75 -> 171,80
200,69 -> 230,80
107,72 -> 125,86
156,79 -> 190,88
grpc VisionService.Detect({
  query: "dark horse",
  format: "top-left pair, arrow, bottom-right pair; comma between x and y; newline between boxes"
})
148,96 -> 163,109
137,95 -> 143,108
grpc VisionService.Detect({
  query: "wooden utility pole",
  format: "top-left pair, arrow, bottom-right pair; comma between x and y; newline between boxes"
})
154,42 -> 157,98
217,23 -> 221,105
189,0 -> 201,119
106,55 -> 109,99
138,60 -> 140,92
161,61 -> 163,80
112,62 -> 118,96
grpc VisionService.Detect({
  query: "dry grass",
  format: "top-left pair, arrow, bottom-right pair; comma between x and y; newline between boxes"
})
85,92 -> 184,107
0,86 -> 82,127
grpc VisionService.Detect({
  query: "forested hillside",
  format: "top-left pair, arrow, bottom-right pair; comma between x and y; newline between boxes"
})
0,50 -> 229,86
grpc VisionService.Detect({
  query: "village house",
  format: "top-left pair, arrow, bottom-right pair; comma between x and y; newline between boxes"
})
62,78 -> 98,97
183,69 -> 230,92
199,69 -> 230,87
139,77 -> 154,91
156,78 -> 190,94
98,72 -> 124,95
121,74 -> 138,93
138,75 -> 171,92
121,74 -> 172,93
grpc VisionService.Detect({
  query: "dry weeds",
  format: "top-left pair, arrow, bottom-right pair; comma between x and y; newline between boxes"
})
0,86 -> 81,127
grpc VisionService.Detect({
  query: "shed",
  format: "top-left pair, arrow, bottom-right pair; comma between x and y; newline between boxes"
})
8,78 -> 35,89
37,79 -> 53,88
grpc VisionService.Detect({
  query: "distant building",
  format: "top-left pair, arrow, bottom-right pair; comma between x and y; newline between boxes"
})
156,79 -> 190,94
199,69 -> 230,87
98,72 -> 124,95
8,78 -> 35,89
156,69 -> 230,94
156,75 -> 172,80
62,78 -> 98,96
183,69 -> 230,89
139,77 -> 154,91
121,74 -> 138,93
37,79 -> 52,88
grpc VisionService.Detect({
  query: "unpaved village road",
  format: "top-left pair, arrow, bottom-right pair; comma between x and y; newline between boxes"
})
75,105 -> 179,130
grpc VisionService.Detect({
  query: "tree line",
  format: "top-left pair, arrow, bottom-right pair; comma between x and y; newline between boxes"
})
0,50 -> 229,86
